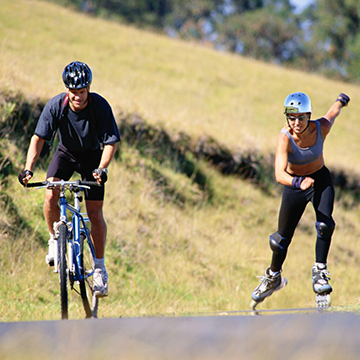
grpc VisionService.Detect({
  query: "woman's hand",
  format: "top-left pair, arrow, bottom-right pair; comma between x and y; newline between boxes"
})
300,176 -> 314,190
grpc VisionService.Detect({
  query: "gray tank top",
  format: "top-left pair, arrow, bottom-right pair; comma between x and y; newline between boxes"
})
280,120 -> 324,166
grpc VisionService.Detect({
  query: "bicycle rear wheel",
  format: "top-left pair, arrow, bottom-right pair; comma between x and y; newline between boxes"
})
58,223 -> 68,319
79,231 -> 96,318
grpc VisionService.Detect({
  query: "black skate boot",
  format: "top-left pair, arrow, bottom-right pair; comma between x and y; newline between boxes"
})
250,268 -> 287,311
312,264 -> 332,308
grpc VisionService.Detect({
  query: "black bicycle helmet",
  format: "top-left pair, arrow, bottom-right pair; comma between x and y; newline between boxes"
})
62,61 -> 92,89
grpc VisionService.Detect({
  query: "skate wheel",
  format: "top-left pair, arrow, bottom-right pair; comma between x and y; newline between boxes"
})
250,299 -> 263,315
250,300 -> 258,310
315,294 -> 331,308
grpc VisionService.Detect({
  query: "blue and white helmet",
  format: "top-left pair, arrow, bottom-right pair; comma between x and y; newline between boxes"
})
284,92 -> 312,114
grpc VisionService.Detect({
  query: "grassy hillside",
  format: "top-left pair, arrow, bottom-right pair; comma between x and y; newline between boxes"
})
1,0 -> 360,321
2,0 -> 360,171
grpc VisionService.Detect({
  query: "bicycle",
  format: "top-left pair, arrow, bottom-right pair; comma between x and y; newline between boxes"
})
26,179 -> 101,319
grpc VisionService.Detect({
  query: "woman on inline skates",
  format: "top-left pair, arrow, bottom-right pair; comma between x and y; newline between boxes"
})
251,91 -> 350,309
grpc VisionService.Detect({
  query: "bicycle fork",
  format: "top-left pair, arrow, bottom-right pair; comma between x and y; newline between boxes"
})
53,194 -> 70,274
52,219 -> 67,274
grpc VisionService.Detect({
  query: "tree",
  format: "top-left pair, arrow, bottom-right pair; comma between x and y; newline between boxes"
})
215,6 -> 303,63
303,0 -> 360,81
47,0 -> 360,83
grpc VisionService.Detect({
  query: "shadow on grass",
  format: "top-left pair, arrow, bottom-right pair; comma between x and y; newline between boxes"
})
2,89 -> 360,208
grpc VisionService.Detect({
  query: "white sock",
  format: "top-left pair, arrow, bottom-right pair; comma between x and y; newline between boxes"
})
269,269 -> 280,277
315,262 -> 327,270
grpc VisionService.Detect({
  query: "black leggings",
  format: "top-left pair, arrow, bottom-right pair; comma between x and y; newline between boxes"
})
271,166 -> 335,271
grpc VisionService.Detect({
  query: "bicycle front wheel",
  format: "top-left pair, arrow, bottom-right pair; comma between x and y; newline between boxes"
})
58,223 -> 68,320
79,231 -> 96,318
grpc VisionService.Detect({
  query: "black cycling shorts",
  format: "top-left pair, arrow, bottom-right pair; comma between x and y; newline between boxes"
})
47,143 -> 104,201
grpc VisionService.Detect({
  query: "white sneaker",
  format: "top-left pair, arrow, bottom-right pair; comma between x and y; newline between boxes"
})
45,238 -> 57,266
93,268 -> 108,298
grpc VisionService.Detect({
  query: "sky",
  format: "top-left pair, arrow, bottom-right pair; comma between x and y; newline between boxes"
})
289,0 -> 314,14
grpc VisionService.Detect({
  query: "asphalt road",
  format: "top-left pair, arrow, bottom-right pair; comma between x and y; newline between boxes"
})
1,310 -> 359,360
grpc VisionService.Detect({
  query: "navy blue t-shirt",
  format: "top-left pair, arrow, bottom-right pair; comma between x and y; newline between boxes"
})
35,92 -> 121,152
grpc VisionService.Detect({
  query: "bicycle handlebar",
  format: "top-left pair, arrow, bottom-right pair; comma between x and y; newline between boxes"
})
26,180 -> 101,189
25,181 -> 48,188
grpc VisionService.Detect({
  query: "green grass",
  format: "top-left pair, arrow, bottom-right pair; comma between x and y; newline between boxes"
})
0,0 -> 360,321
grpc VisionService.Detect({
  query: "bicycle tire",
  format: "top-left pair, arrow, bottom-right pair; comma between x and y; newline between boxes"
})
58,223 -> 69,319
79,231 -> 96,318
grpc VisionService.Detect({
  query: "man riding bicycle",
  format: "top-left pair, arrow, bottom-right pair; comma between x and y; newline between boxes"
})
18,61 -> 121,298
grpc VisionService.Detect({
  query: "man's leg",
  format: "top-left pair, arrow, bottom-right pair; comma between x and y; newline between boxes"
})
86,200 -> 108,297
44,177 -> 61,265
44,177 -> 61,236
44,145 -> 74,265
86,200 -> 106,258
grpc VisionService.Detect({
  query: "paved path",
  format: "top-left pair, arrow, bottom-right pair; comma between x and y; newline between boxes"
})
0,311 -> 359,360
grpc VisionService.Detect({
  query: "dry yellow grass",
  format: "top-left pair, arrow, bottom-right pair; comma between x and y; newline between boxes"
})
1,0 -> 359,169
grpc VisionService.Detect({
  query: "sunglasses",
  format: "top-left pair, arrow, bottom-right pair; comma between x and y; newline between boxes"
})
286,114 -> 309,122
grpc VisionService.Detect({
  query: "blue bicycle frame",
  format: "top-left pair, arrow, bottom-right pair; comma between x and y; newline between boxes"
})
53,181 -> 96,285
